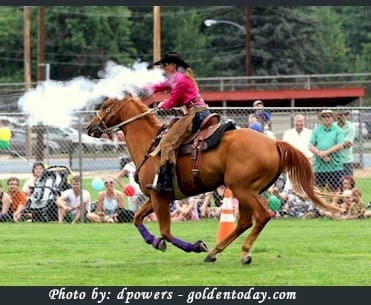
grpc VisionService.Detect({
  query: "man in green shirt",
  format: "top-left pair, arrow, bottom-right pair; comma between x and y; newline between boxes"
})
335,109 -> 356,176
309,109 -> 344,191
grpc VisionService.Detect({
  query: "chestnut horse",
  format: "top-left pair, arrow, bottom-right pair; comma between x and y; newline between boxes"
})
87,94 -> 339,264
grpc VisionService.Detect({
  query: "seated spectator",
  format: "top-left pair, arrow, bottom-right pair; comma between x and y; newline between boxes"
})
199,185 -> 225,218
86,177 -> 127,223
0,181 -> 12,216
319,190 -> 369,219
56,175 -> 91,224
115,160 -> 148,213
351,188 -> 371,219
171,197 -> 200,221
280,189 -> 316,218
330,175 -> 356,207
0,177 -> 27,222
22,162 -> 45,197
264,175 -> 287,217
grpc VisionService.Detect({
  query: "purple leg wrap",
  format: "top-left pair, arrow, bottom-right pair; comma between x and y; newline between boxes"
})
172,237 -> 193,252
137,224 -> 154,244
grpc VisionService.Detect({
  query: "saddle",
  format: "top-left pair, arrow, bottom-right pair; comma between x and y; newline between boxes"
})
135,114 -> 236,197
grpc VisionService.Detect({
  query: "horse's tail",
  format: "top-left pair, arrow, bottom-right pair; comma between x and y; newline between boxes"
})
276,140 -> 341,213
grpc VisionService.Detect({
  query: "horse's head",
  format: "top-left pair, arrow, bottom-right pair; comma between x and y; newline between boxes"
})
87,97 -> 128,138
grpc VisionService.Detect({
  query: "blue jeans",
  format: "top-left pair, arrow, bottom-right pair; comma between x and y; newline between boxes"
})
192,110 -> 210,133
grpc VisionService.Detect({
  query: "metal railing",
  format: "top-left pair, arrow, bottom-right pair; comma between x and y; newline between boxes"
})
0,73 -> 370,112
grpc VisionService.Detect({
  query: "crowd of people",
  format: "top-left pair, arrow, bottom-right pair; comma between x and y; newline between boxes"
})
1,106 -> 370,223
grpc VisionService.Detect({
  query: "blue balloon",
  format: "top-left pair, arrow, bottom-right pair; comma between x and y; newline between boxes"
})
91,177 -> 104,191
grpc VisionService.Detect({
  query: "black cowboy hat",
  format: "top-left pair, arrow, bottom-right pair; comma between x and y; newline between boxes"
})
151,51 -> 190,69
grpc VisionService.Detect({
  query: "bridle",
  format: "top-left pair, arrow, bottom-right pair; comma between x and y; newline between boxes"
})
95,98 -> 159,135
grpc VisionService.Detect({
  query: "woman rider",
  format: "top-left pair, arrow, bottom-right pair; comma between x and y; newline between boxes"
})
145,51 -> 210,192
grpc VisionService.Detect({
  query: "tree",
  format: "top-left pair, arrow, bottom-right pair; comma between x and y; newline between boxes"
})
45,6 -> 136,80
309,6 -> 348,73
0,7 -> 24,82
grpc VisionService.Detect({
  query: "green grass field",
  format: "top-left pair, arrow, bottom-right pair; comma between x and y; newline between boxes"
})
0,218 -> 370,286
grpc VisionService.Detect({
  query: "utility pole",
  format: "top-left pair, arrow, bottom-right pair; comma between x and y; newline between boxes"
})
37,6 -> 46,83
24,6 -> 33,160
36,6 -> 46,162
24,7 -> 31,90
245,7 -> 252,78
153,6 -> 161,64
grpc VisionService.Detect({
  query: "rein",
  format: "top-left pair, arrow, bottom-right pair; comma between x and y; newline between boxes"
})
96,104 -> 159,134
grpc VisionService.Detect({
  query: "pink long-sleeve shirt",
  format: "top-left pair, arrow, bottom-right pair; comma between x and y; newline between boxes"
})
151,71 -> 205,110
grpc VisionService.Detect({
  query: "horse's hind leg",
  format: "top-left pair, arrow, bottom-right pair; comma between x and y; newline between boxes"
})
204,190 -> 270,264
238,193 -> 271,264
204,205 -> 254,263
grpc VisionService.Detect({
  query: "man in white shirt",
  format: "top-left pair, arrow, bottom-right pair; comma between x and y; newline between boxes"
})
56,175 -> 91,224
283,114 -> 313,160
282,114 -> 313,190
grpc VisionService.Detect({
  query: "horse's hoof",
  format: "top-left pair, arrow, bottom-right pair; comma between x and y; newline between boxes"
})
192,240 -> 208,253
241,256 -> 252,265
204,254 -> 217,263
152,238 -> 167,252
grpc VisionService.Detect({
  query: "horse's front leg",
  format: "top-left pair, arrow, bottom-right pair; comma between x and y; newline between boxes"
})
133,199 -> 166,251
151,193 -> 208,253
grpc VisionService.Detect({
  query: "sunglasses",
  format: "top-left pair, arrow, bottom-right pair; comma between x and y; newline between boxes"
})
104,180 -> 114,185
321,114 -> 333,118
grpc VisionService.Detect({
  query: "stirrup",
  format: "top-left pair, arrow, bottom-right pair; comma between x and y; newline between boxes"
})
145,183 -> 172,193
146,183 -> 160,192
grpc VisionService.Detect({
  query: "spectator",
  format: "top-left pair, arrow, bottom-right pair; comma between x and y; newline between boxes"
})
265,175 -> 287,217
86,176 -> 127,223
309,109 -> 344,192
22,162 -> 45,196
283,114 -> 313,160
56,175 -> 91,224
115,160 -> 147,213
335,109 -> 356,177
280,187 -> 316,218
171,197 -> 200,221
199,185 -> 225,218
0,181 -> 12,216
250,100 -> 272,130
263,125 -> 276,140
319,189 -> 370,220
0,177 -> 27,222
248,115 -> 263,133
330,175 -> 356,207
200,186 -> 239,220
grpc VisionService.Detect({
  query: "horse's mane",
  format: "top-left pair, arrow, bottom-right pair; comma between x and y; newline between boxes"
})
130,95 -> 163,129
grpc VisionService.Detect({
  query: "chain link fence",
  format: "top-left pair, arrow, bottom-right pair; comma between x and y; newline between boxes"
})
1,106 -> 370,222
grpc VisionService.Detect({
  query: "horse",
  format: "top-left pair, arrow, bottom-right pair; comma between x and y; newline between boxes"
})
87,94 -> 340,264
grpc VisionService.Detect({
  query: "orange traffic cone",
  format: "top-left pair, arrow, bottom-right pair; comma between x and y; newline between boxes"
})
216,187 -> 236,242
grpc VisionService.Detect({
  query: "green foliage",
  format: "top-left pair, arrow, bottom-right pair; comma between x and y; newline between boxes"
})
0,219 -> 370,285
0,7 -> 24,81
0,6 -> 369,81
46,6 -> 135,80
310,7 -> 349,73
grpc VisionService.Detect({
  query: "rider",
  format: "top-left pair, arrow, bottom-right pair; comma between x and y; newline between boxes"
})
145,51 -> 210,192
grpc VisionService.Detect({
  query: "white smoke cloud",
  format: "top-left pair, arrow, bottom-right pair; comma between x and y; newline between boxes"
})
17,60 -> 165,127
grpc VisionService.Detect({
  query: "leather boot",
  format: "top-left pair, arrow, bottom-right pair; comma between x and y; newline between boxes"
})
146,163 -> 173,192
